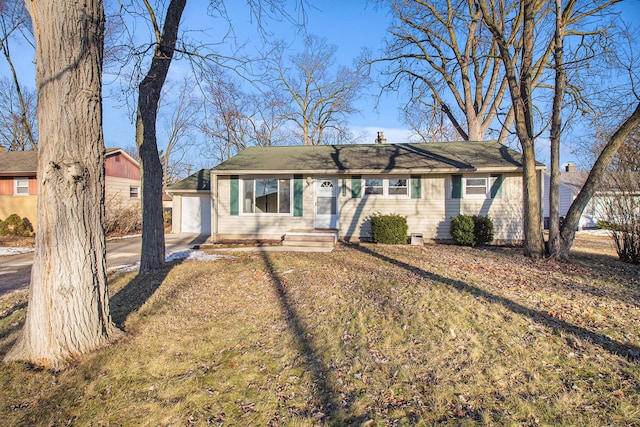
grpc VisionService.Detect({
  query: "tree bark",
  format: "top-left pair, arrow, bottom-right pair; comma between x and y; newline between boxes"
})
136,0 -> 186,274
4,0 -> 119,369
557,101 -> 640,259
478,0 -> 545,257
547,0 -> 571,258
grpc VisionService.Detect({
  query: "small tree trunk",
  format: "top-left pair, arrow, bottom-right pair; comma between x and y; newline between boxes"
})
136,0 -> 186,274
557,102 -> 640,259
547,0 -> 568,258
4,0 -> 119,369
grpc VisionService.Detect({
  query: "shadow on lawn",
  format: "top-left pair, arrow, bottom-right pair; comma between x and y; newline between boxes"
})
351,244 -> 640,361
260,251 -> 353,425
109,260 -> 182,329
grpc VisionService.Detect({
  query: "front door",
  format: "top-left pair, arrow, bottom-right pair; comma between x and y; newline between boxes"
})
315,177 -> 338,229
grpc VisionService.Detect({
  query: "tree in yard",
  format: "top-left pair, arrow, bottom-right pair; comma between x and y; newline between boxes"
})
111,0 -> 305,273
132,0 -> 186,274
374,0 -> 536,143
4,0 -> 120,368
0,0 -> 36,150
270,35 -> 364,145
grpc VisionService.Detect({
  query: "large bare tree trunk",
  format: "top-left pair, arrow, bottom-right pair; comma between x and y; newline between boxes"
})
479,0 -> 545,257
4,0 -> 119,369
136,0 -> 186,274
557,102 -> 640,259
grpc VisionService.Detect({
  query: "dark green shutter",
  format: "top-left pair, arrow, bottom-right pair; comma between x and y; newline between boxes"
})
491,174 -> 503,198
342,178 -> 347,197
230,175 -> 239,215
411,175 -> 421,199
452,174 -> 462,199
351,175 -> 362,198
293,175 -> 303,216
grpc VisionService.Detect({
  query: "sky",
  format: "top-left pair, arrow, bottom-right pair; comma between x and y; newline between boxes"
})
2,0 -> 640,172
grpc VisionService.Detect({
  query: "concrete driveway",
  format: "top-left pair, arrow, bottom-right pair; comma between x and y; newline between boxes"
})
0,233 -> 207,297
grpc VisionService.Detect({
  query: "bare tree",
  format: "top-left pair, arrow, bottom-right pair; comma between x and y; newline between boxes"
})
4,0 -> 120,368
271,35 -> 364,145
0,77 -> 36,150
374,0 -> 541,143
0,0 -> 36,150
133,0 -> 187,274
598,126 -> 640,263
200,67 -> 254,161
159,77 -> 201,186
109,0 -> 306,273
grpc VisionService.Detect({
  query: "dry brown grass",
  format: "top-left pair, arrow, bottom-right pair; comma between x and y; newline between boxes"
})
0,236 -> 35,248
1,236 -> 639,425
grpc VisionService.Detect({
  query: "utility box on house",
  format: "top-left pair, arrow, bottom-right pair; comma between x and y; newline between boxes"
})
411,233 -> 424,246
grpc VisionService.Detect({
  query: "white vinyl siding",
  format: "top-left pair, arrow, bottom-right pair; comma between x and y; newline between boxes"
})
215,175 -> 313,240
341,173 -> 523,242
213,173 -> 525,243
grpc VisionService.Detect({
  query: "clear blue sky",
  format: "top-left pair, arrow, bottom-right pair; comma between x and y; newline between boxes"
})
3,0 -> 640,170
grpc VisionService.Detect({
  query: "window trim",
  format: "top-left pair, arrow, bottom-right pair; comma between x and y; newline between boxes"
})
241,176 -> 293,216
362,175 -> 410,198
454,174 -> 502,199
14,178 -> 30,196
464,176 -> 489,199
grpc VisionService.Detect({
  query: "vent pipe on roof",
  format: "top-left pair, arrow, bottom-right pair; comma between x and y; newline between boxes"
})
375,131 -> 386,144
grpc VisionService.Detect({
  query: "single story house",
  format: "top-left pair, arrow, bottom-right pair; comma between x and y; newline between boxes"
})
168,139 -> 545,244
0,148 -> 141,230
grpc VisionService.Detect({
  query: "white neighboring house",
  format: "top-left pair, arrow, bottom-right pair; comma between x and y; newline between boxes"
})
543,163 -> 640,229
168,139 -> 546,243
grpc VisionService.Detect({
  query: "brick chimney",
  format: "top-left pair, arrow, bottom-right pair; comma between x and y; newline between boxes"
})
564,162 -> 577,172
375,131 -> 386,144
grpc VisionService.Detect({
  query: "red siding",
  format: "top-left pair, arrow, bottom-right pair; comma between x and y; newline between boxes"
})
0,176 -> 37,195
0,177 -> 12,195
29,177 -> 38,195
105,152 -> 141,180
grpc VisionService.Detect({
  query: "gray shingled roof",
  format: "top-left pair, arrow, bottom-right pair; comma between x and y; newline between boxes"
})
211,141 -> 540,174
0,151 -> 38,175
167,169 -> 211,192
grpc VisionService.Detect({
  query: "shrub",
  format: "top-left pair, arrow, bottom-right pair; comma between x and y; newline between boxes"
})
105,204 -> 142,236
450,214 -> 494,247
472,215 -> 494,246
0,213 -> 34,236
450,214 -> 475,246
370,213 -> 408,244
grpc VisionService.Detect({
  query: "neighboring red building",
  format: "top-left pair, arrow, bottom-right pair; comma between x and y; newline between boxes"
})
0,148 -> 141,230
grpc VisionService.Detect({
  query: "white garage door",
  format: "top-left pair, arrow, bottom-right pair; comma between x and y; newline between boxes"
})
181,195 -> 211,234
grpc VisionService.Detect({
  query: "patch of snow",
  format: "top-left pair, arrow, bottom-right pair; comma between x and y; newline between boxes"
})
108,249 -> 232,274
0,247 -> 34,256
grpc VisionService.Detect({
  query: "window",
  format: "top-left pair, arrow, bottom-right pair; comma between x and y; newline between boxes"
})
14,178 -> 29,196
465,177 -> 488,197
129,186 -> 140,198
388,178 -> 408,196
363,176 -> 409,197
243,178 -> 291,214
364,178 -> 383,195
452,174 -> 502,199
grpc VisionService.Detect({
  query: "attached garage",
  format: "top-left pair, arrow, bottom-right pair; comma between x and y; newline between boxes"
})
167,169 -> 211,234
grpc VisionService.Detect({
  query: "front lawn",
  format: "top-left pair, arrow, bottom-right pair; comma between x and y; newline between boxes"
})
1,238 -> 639,425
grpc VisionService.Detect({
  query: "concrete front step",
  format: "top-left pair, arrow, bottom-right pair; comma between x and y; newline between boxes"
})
282,230 -> 338,247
